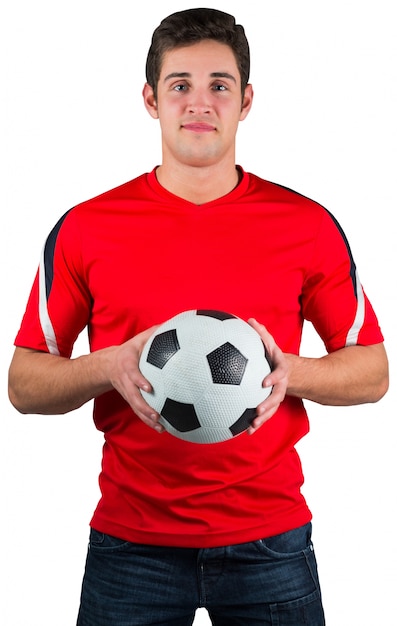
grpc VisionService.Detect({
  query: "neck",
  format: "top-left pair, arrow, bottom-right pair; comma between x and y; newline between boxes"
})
155,161 -> 241,205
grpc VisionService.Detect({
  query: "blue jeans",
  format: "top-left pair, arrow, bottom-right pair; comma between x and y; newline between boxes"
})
76,522 -> 325,625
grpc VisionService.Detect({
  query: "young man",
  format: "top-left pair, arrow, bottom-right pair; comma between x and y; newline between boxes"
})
8,8 -> 388,626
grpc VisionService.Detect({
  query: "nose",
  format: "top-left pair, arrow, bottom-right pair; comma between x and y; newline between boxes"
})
186,87 -> 212,115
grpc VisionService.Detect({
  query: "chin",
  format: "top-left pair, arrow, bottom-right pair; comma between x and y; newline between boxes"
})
178,148 -> 225,168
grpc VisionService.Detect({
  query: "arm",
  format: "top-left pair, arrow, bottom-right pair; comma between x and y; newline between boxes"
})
285,342 -> 389,405
249,319 -> 389,409
8,325 -> 165,433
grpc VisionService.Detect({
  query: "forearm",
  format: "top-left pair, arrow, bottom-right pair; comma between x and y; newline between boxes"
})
8,347 -> 115,414
285,343 -> 389,406
8,326 -> 160,429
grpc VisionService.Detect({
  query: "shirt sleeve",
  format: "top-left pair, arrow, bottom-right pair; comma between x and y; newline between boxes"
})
14,209 -> 92,357
301,208 -> 384,353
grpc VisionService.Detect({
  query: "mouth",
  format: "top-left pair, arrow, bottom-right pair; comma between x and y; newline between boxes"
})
182,122 -> 216,133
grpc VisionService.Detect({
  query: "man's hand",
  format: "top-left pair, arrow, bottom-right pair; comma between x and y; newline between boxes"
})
104,326 -> 165,433
247,318 -> 289,434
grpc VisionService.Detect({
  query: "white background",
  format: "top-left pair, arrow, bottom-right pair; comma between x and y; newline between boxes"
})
1,1 -> 396,624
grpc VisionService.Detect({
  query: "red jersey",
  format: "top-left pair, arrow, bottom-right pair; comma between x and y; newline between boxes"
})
15,168 -> 383,547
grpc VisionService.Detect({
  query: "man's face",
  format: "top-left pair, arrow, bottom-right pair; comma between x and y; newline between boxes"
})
144,39 -> 253,169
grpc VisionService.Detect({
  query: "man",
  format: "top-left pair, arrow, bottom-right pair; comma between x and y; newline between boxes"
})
8,8 -> 388,626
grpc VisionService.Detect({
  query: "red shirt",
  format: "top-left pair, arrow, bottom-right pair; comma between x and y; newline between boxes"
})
15,168 -> 384,546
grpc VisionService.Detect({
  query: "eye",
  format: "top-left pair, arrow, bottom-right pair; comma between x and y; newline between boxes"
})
173,83 -> 188,92
212,82 -> 229,91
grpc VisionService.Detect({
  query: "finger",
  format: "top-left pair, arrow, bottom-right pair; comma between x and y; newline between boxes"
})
130,392 -> 165,433
247,409 -> 273,434
262,365 -> 288,392
247,317 -> 274,344
135,373 -> 153,394
248,378 -> 288,434
113,372 -> 165,433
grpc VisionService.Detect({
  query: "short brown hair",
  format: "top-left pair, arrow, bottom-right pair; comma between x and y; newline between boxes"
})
145,8 -> 250,99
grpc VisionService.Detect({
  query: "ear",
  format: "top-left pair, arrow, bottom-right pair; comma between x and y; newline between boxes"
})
239,84 -> 254,121
142,83 -> 159,119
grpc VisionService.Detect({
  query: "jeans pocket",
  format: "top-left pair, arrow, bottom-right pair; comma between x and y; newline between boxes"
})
89,528 -> 132,552
252,523 -> 322,599
269,588 -> 325,626
254,522 -> 313,559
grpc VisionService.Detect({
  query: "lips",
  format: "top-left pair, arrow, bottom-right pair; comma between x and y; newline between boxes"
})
182,122 -> 216,132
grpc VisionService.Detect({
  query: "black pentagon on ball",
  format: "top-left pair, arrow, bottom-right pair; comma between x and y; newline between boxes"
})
229,408 -> 256,436
196,310 -> 237,321
206,342 -> 248,385
146,329 -> 180,369
161,398 -> 201,432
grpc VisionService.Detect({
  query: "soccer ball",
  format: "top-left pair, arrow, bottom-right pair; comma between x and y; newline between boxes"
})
139,310 -> 272,444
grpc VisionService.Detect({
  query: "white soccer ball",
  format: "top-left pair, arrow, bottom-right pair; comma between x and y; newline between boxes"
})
139,310 -> 272,444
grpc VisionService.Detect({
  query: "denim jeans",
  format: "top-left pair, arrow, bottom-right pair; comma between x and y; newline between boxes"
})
76,522 -> 325,625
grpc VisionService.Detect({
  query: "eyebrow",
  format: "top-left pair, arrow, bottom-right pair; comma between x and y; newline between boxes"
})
163,71 -> 237,84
